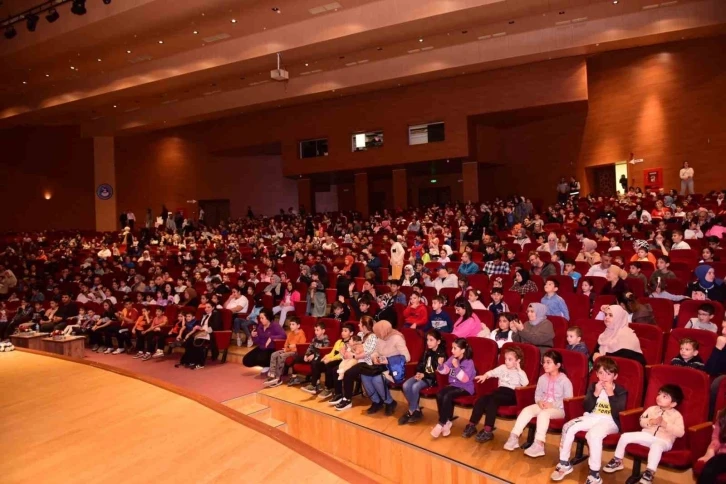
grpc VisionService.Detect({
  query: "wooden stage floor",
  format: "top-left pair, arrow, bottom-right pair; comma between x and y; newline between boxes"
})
257,385 -> 693,484
0,350 -> 373,484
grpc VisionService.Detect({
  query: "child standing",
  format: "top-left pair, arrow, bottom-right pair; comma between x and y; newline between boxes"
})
489,313 -> 515,348
541,279 -> 570,320
504,350 -> 573,457
685,303 -> 718,333
604,384 -> 685,484
431,338 -> 476,438
427,295 -> 453,332
463,346 -> 529,443
264,316 -> 305,387
551,356 -> 628,484
670,338 -> 705,371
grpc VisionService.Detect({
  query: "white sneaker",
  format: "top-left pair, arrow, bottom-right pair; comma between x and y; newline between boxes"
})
133,351 -> 144,359
442,420 -> 453,437
430,424 -> 443,438
263,377 -> 280,388
104,348 -> 113,354
152,349 -> 164,358
112,348 -> 124,354
524,440 -> 546,458
503,433 -> 520,451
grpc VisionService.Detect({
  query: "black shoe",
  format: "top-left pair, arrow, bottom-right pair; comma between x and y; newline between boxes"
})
398,412 -> 412,425
328,394 -> 344,406
335,399 -> 352,411
366,402 -> 384,415
475,429 -> 494,443
462,423 -> 478,438
384,400 -> 397,416
408,409 -> 423,424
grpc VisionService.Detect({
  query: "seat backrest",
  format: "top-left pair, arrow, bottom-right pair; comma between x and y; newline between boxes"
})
467,274 -> 490,294
473,309 -> 494,330
400,327 -> 425,362
638,297 -> 675,334
630,323 -> 665,365
643,365 -> 709,450
573,318 -> 605,354
562,293 -> 591,323
665,328 -> 717,363
441,332 -> 458,353
558,348 -> 589,397
467,337 -> 499,374
500,342 -> 541,384
318,318 -> 341,343
548,315 -> 569,349
439,287 -> 460,306
676,299 -> 725,329
593,295 -> 617,314
522,291 -> 545,309
588,356 -> 645,408
550,275 -> 575,294
503,290 -> 521,313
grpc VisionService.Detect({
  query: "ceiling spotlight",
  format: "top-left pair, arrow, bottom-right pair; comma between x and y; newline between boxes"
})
71,0 -> 87,15
126,50 -> 131,54
272,7 -> 280,13
46,9 -> 60,23
97,58 -> 101,62
70,66 -> 75,70
4,26 -> 17,39
113,105 -> 117,108
26,13 -> 39,32
231,18 -> 237,23
103,0 -> 112,4
613,0 -> 619,3
158,40 -> 163,44
45,74 -> 50,77
193,30 -> 198,34
418,38 -> 423,42
22,81 -> 27,85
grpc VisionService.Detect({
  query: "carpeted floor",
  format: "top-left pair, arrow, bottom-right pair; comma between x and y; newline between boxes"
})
82,349 -> 265,402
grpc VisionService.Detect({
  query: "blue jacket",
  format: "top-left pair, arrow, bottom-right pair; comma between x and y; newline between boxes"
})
458,262 -> 480,276
541,294 -> 570,320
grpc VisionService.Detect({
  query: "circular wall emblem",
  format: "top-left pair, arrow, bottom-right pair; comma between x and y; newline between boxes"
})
97,184 -> 113,200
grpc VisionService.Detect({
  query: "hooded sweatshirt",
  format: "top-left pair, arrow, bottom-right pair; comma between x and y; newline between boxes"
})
637,405 -> 686,446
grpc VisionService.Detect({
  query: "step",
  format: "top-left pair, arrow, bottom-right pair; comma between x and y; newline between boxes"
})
249,407 -> 286,428
223,394 -> 267,415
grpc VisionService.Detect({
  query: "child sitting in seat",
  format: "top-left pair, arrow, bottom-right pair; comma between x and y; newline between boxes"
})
504,350 -> 573,457
685,303 -> 718,333
462,346 -> 529,443
551,356 -> 628,484
604,384 -> 685,484
566,326 -> 590,359
487,288 -> 509,322
63,307 -> 98,336
489,313 -> 515,348
337,334 -> 363,379
670,337 -> 705,371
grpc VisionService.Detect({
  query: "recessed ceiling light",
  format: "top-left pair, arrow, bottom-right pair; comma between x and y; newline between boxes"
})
113,105 -> 117,108
45,74 -> 49,77
126,50 -> 131,54
230,18 -> 237,23
272,7 -> 280,13
613,0 -> 619,3
22,81 -> 27,84
97,58 -> 101,62
376,47 -> 383,51
193,30 -> 198,34
70,66 -> 75,70
305,63 -> 309,66
158,40 -> 163,44
418,38 -> 423,42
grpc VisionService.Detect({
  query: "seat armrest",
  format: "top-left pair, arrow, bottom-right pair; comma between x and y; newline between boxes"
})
564,395 -> 585,421
404,361 -> 418,379
619,407 -> 645,433
514,385 -> 537,412
273,339 -> 286,351
319,346 -> 333,358
296,343 -> 311,356
688,421 -> 715,465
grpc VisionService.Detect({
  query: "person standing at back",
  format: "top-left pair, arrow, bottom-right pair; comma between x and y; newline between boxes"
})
680,161 -> 695,195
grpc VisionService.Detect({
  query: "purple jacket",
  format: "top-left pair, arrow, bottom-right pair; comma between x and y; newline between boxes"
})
438,356 -> 476,395
253,322 -> 286,349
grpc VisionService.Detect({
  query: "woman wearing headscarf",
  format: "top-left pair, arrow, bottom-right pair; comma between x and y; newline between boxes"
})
576,238 -> 601,266
591,305 -> 646,366
537,232 -> 559,255
374,293 -> 398,328
687,264 -> 725,302
601,266 -> 629,299
511,303 -> 555,356
510,268 -> 538,296
401,264 -> 419,287
359,321 -> 411,416
390,236 -> 405,280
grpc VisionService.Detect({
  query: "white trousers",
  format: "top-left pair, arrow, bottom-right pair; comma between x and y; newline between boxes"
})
272,305 -> 293,326
511,403 -> 565,443
614,432 -> 673,471
559,413 -> 619,470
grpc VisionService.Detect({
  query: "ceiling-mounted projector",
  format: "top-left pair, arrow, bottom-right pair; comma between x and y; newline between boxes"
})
271,52 -> 288,81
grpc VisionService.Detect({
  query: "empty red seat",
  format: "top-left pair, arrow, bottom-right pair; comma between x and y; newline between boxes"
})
630,323 -> 665,365
638,297 -> 675,334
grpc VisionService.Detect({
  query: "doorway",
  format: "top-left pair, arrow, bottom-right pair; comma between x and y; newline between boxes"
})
592,166 -> 617,198
419,186 -> 451,207
614,162 -> 629,195
198,199 -> 230,227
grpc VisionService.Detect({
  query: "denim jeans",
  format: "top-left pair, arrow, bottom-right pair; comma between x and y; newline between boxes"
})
402,377 -> 432,413
233,318 -> 254,338
361,374 -> 393,404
